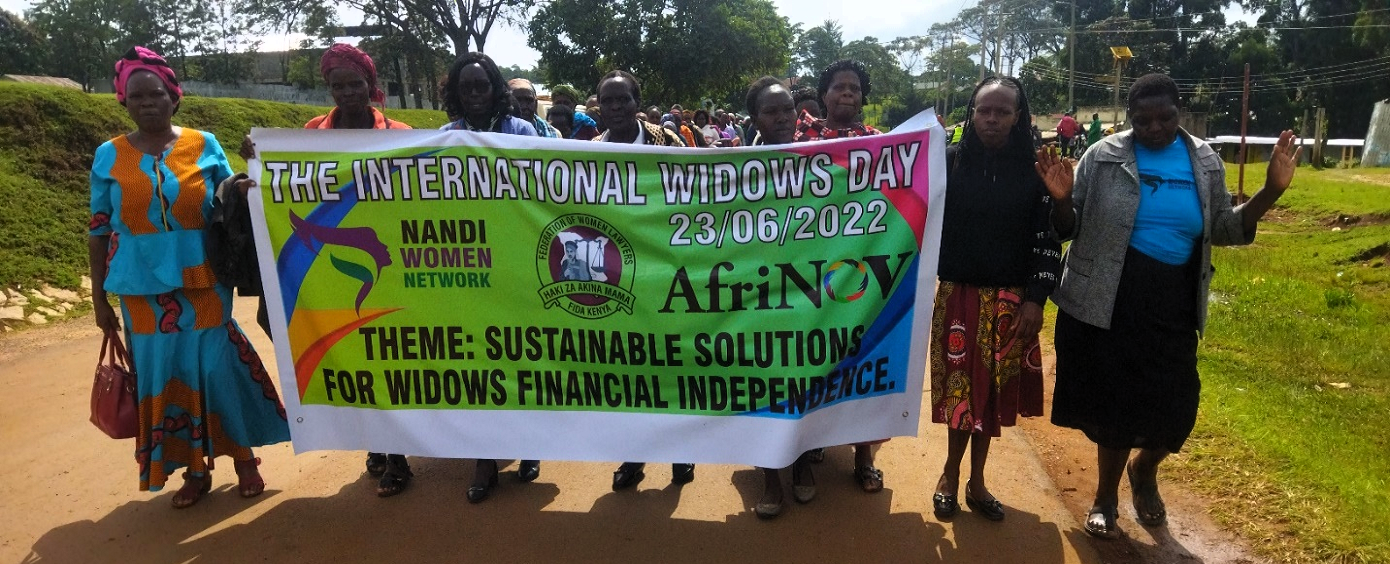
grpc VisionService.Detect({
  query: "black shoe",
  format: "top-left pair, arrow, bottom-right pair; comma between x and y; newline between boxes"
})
806,448 -> 825,464
467,460 -> 499,503
518,460 -> 540,482
613,462 -> 645,490
365,452 -> 389,477
964,480 -> 1005,521
933,492 -> 960,518
376,455 -> 412,498
671,463 -> 695,485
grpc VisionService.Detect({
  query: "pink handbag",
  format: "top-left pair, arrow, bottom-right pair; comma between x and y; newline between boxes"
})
90,331 -> 138,439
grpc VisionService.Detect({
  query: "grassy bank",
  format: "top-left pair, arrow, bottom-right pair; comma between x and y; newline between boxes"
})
1170,166 -> 1390,563
0,82 -> 448,289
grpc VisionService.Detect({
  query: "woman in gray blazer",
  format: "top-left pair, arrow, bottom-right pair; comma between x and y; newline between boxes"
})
1034,73 -> 1300,539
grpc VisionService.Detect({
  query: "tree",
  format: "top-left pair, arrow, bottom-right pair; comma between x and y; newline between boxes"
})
0,10 -> 50,75
529,0 -> 792,107
26,0 -> 123,90
793,19 -> 842,80
245,0 -> 533,57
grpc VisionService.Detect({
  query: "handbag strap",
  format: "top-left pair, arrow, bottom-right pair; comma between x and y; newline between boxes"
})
103,330 -> 133,371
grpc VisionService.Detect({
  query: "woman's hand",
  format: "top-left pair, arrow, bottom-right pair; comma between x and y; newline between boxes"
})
239,135 -> 256,161
234,177 -> 256,197
1266,129 -> 1302,193
1035,148 -> 1075,202
1011,301 -> 1044,343
94,299 -> 120,334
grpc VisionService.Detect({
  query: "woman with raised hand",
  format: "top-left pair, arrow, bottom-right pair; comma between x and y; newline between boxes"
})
743,76 -> 817,519
438,52 -> 541,503
1036,73 -> 1300,539
792,58 -> 888,494
90,46 -> 290,509
929,76 -> 1059,523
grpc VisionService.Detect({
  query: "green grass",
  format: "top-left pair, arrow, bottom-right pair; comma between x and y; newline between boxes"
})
1163,164 -> 1390,563
0,82 -> 452,290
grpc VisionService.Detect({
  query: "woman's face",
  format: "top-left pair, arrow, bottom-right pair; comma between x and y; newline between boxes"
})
123,71 -> 176,130
694,113 -> 708,127
971,83 -> 1019,150
455,63 -> 494,118
754,85 -> 796,145
1130,94 -> 1180,150
547,107 -> 573,133
327,67 -> 370,114
823,70 -> 863,123
796,99 -> 821,119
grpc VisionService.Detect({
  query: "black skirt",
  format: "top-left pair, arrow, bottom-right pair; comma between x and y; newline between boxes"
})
1052,246 -> 1201,453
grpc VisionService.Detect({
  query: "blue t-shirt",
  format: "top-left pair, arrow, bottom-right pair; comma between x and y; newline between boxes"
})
1131,136 -> 1202,265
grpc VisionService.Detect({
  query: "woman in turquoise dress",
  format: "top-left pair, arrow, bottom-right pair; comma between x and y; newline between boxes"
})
88,46 -> 290,509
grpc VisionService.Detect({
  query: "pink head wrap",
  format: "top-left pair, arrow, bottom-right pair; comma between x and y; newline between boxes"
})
320,43 -> 386,105
114,46 -> 182,104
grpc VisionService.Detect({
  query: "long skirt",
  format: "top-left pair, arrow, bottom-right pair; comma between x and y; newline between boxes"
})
120,283 -> 290,491
930,282 -> 1044,437
1052,247 -> 1200,453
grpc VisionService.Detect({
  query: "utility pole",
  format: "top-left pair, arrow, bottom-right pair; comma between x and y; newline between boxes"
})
1068,0 -> 1076,111
979,0 -> 989,82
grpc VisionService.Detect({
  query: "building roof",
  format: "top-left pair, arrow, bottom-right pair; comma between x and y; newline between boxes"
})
1,75 -> 82,89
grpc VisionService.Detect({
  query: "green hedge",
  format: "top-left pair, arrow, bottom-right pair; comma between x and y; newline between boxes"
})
0,82 -> 449,288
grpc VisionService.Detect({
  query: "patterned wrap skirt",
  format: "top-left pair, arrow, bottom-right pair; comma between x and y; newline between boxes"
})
119,283 -> 290,491
1051,247 -> 1201,453
930,282 -> 1045,437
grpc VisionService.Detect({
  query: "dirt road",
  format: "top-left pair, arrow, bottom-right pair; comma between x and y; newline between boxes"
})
1,298 -> 1254,563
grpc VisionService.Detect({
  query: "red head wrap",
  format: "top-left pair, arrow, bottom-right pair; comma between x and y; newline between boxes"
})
114,46 -> 182,104
320,43 -> 385,105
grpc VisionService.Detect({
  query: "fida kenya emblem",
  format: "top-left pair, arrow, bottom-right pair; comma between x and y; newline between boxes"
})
535,214 -> 637,319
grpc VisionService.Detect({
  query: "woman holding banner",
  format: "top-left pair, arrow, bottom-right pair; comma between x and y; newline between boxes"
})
439,52 -> 541,503
929,76 -> 1059,522
792,59 -> 888,494
592,69 -> 697,491
745,76 -> 817,519
89,46 -> 290,509
1036,73 -> 1300,538
312,43 -> 417,498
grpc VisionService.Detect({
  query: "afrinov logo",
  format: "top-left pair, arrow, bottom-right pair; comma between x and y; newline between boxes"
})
535,214 -> 637,319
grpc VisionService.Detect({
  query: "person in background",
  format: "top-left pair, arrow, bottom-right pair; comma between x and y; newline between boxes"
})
693,109 -> 720,146
1036,73 -> 1301,539
1087,112 -> 1104,146
549,83 -> 600,140
792,86 -> 822,119
439,52 -> 543,503
1056,111 -> 1079,157
509,78 -> 561,138
547,105 -> 574,139
91,46 -> 290,509
743,75 -> 816,519
792,58 -> 888,494
592,69 -> 695,491
930,76 -> 1059,523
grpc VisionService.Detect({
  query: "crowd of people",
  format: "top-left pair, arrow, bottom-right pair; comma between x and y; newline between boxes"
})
91,42 -> 1301,541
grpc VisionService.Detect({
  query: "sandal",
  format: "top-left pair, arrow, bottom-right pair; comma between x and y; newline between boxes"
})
234,457 -> 265,498
853,465 -> 884,493
1084,504 -> 1121,539
376,455 -> 413,498
171,471 -> 211,509
365,452 -> 389,477
1128,460 -> 1167,526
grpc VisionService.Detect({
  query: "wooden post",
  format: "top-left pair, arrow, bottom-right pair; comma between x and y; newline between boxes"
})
1313,107 -> 1326,169
1237,63 -> 1250,201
